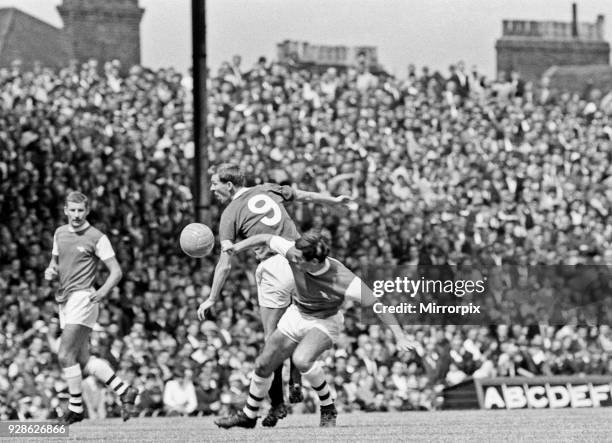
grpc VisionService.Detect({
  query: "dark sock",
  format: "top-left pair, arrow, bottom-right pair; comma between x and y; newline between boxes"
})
289,359 -> 302,386
268,365 -> 284,407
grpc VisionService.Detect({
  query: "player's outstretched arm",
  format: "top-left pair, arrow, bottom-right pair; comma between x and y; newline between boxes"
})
90,256 -> 123,303
348,282 -> 420,354
294,188 -> 354,207
225,234 -> 274,254
225,235 -> 302,264
197,248 -> 233,321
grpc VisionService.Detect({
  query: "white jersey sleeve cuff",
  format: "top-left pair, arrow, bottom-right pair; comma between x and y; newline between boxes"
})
344,277 -> 363,302
52,233 -> 59,256
95,235 -> 116,261
269,236 -> 295,257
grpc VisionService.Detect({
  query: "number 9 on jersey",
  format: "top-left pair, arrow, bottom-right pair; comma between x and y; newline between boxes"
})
248,194 -> 281,226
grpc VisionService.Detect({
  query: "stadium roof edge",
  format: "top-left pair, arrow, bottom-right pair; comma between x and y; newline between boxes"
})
0,8 -> 15,57
0,7 -> 62,31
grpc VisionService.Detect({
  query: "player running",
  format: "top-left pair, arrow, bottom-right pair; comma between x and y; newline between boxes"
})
44,191 -> 137,424
214,231 -> 418,429
197,164 -> 351,426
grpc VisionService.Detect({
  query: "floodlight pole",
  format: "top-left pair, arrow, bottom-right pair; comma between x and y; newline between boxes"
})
192,0 -> 210,225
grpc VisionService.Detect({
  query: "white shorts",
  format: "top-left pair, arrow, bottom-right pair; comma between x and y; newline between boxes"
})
59,289 -> 99,329
277,304 -> 344,344
255,254 -> 295,309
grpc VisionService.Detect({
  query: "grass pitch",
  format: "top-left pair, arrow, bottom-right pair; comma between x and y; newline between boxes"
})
11,408 -> 612,442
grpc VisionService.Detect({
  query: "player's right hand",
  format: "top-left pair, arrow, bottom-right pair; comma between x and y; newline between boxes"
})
44,266 -> 58,281
197,298 -> 215,321
221,242 -> 236,255
285,247 -> 303,264
396,336 -> 422,355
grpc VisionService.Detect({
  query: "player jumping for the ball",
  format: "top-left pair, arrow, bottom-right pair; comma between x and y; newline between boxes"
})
197,164 -> 352,426
45,192 -> 138,424
214,232 -> 418,428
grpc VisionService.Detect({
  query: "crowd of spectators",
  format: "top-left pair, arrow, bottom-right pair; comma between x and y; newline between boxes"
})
1,53 -> 612,420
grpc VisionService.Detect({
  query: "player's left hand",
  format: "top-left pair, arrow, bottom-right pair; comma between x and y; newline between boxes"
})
396,336 -> 421,354
332,195 -> 355,207
89,289 -> 107,303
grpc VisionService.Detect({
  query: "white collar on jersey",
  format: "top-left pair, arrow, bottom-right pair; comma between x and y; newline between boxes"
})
68,221 -> 90,233
232,187 -> 251,200
309,258 -> 330,276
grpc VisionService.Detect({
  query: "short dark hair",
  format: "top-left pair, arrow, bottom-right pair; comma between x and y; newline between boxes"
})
215,164 -> 245,187
295,231 -> 330,262
65,191 -> 88,207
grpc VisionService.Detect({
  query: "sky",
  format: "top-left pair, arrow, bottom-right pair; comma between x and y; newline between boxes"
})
0,0 -> 611,78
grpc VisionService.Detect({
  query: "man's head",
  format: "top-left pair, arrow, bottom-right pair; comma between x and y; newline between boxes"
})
210,164 -> 246,203
64,191 -> 89,229
293,231 -> 330,273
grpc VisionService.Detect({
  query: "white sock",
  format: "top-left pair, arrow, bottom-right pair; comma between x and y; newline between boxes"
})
243,373 -> 273,419
63,364 -> 84,413
302,362 -> 333,406
85,357 -> 128,396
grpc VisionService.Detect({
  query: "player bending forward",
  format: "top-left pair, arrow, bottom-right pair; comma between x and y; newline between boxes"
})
197,164 -> 351,426
45,192 -> 137,424
214,232 -> 417,429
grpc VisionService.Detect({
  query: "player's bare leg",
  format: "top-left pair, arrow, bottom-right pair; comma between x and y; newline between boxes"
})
260,306 -> 291,426
216,329 -> 297,429
263,307 -> 303,405
76,337 -> 90,369
292,329 -> 336,427
61,327 -> 138,422
78,342 -> 138,421
288,357 -> 304,403
57,324 -> 91,424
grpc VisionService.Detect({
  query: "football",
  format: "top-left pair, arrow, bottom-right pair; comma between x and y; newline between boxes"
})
179,223 -> 215,258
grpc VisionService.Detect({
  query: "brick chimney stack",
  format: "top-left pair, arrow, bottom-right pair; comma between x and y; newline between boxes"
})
57,0 -> 144,72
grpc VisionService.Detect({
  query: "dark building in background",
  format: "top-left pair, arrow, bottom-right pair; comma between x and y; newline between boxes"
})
0,8 -> 69,69
496,4 -> 610,82
57,0 -> 144,70
543,64 -> 612,94
0,0 -> 143,71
